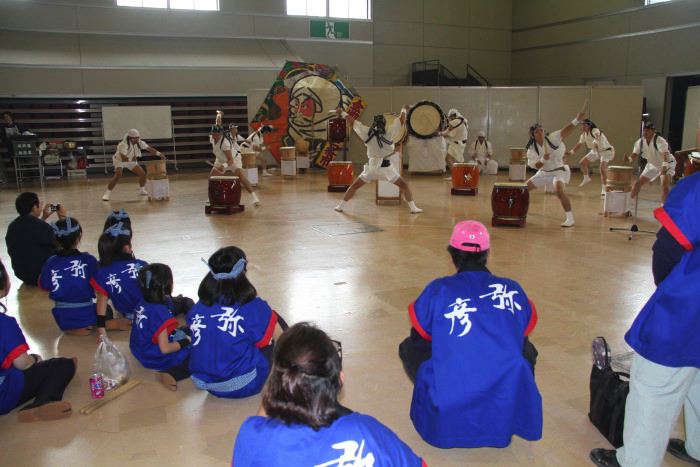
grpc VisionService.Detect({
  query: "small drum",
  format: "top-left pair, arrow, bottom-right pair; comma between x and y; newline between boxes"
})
606,165 -> 634,192
327,161 -> 354,192
240,149 -> 257,169
509,148 -> 528,164
145,160 -> 167,180
383,113 -> 408,145
280,146 -> 296,161
328,117 -> 347,143
684,152 -> 700,177
208,176 -> 241,207
492,183 -> 530,227
407,101 -> 446,139
451,162 -> 479,195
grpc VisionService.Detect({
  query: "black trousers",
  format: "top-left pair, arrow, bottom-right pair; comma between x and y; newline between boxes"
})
16,358 -> 76,409
162,356 -> 191,381
398,331 -> 538,384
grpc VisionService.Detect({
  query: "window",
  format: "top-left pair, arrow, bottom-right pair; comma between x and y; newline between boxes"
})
287,0 -> 371,19
116,0 -> 219,10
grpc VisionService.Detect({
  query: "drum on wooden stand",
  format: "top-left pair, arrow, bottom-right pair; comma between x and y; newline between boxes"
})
451,162 -> 480,195
407,101 -> 446,139
205,176 -> 244,214
509,148 -> 528,181
327,161 -> 354,192
492,183 -> 529,227
605,166 -> 634,192
241,149 -> 257,169
328,117 -> 347,144
280,146 -> 297,177
684,152 -> 700,177
295,138 -> 310,172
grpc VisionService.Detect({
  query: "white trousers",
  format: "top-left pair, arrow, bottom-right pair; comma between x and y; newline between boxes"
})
617,353 -> 700,467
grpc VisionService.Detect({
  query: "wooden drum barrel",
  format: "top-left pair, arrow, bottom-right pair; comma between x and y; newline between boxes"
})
451,162 -> 479,195
606,166 -> 634,192
208,176 -> 241,206
280,146 -> 296,161
240,149 -> 257,169
509,148 -> 528,164
327,161 -> 354,192
491,183 -> 530,227
684,152 -> 700,177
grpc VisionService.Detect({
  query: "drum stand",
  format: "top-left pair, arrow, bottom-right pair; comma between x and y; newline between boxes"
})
608,176 -> 654,240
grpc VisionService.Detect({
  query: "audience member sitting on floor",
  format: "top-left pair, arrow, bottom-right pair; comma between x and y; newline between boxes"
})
232,322 -> 426,466
399,220 -> 542,448
5,192 -> 66,285
0,259 -> 77,422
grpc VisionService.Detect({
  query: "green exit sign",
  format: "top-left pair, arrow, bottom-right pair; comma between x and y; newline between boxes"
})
310,20 -> 349,39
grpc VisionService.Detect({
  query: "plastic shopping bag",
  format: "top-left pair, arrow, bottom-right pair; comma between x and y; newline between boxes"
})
94,335 -> 130,391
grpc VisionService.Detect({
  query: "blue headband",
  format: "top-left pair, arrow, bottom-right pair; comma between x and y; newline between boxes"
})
52,218 -> 80,237
201,257 -> 246,281
104,222 -> 131,237
108,209 -> 130,221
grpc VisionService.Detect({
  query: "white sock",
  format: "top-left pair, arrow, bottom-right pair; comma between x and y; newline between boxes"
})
408,201 -> 423,213
335,200 -> 346,211
566,211 -> 574,222
251,192 -> 259,203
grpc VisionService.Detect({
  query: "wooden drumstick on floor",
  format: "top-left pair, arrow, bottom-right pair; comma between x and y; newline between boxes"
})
79,379 -> 141,415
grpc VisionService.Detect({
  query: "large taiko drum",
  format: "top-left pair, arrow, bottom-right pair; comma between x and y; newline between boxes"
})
280,146 -> 296,161
451,162 -> 479,195
606,165 -> 634,192
407,101 -> 446,139
240,149 -> 257,168
492,183 -> 530,227
684,152 -> 700,177
327,161 -> 354,192
383,112 -> 408,145
328,117 -> 347,143
208,176 -> 241,206
509,148 -> 528,164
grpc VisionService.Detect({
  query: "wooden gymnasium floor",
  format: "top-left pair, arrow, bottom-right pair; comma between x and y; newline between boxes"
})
0,168 -> 687,466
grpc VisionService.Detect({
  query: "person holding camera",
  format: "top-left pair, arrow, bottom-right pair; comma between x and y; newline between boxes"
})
5,192 -> 66,285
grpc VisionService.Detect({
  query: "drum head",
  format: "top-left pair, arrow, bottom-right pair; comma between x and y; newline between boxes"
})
210,176 -> 239,181
407,101 -> 445,139
690,151 -> 700,161
607,166 -> 633,172
383,113 -> 408,145
495,182 -> 528,188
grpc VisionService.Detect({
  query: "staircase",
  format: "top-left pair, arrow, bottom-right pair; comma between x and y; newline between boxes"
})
410,60 -> 490,87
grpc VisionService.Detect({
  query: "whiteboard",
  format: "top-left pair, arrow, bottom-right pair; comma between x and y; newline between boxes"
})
682,86 -> 700,149
102,105 -> 173,141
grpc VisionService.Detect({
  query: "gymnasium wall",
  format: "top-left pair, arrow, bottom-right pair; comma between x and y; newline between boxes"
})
372,0 -> 512,86
248,85 -> 643,169
511,0 -> 700,86
0,0 -> 513,96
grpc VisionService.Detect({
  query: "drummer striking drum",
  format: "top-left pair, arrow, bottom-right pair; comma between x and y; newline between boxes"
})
334,107 -> 423,214
566,119 -> 615,196
209,111 -> 260,206
627,122 -> 676,204
526,112 -> 585,227
442,108 -> 469,171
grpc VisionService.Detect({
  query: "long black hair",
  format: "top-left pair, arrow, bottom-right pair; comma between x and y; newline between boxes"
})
138,263 -> 173,306
198,246 -> 257,307
98,222 -> 133,266
52,217 -> 82,251
262,322 -> 343,430
0,259 -> 8,312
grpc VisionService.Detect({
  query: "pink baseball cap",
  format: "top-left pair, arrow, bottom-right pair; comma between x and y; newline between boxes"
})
449,220 -> 490,252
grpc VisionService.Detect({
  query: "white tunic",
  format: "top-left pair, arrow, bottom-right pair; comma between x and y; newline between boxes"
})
527,130 -> 566,172
114,140 -> 149,162
210,136 -> 233,167
445,117 -> 468,143
353,116 -> 403,160
579,129 -> 613,153
633,134 -> 670,169
469,140 -> 493,163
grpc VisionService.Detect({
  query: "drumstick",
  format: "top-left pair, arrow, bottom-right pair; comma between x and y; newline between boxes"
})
79,379 -> 140,415
579,98 -> 589,116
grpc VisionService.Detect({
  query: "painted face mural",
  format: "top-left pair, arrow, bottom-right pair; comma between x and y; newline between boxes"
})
250,61 -> 365,168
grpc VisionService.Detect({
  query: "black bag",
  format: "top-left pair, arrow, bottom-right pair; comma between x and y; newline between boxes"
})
588,336 -> 629,448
